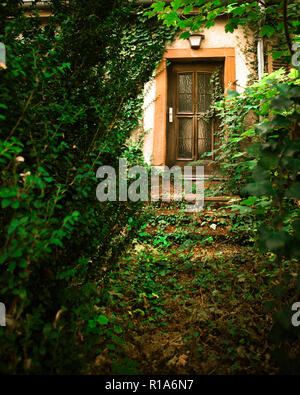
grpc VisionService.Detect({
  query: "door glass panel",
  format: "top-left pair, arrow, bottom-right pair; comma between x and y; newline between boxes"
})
178,73 -> 193,112
178,139 -> 192,158
198,119 -> 211,157
197,73 -> 212,112
178,118 -> 193,158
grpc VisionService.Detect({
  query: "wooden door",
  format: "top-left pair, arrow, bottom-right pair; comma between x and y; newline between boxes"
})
166,62 -> 223,169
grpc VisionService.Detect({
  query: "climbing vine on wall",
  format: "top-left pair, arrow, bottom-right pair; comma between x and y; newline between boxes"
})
0,0 -> 176,373
198,66 -> 224,123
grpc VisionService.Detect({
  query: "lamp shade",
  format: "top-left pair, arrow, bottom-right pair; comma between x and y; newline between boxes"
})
189,34 -> 205,50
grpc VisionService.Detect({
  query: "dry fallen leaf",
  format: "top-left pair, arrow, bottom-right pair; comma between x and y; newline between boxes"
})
176,354 -> 188,367
166,355 -> 177,367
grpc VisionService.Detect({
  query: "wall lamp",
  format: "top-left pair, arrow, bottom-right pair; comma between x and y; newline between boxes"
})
189,34 -> 205,50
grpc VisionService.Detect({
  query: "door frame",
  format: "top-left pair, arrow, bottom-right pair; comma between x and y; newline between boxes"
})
153,48 -> 236,166
167,62 -> 223,166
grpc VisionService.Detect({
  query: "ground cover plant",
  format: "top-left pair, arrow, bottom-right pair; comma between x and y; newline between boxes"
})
89,205 -> 300,374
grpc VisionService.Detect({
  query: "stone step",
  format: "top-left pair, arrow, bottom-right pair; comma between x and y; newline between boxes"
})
149,195 -> 240,207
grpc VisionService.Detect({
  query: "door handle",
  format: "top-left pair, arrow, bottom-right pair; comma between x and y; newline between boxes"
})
169,107 -> 173,123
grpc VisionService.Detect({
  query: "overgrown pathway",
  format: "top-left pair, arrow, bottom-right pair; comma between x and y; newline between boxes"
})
90,205 -> 294,374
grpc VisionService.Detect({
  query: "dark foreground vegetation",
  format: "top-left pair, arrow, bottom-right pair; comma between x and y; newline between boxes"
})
0,0 -> 300,374
89,204 -> 300,374
0,0 -> 174,373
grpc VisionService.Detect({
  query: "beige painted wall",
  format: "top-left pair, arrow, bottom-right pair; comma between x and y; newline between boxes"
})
141,19 -> 254,165
142,78 -> 156,164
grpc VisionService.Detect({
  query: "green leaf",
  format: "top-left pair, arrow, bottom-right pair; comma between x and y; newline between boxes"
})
172,0 -> 182,11
179,31 -> 191,39
107,344 -> 116,351
114,325 -> 122,334
88,320 -> 96,329
240,196 -> 259,206
97,315 -> 109,325
152,1 -> 166,12
226,89 -> 239,99
270,96 -> 293,112
246,142 -> 261,157
285,182 -> 300,200
243,181 -> 275,197
260,25 -> 275,38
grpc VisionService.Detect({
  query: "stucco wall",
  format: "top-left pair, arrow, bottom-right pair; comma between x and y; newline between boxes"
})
141,19 -> 254,165
142,78 -> 156,164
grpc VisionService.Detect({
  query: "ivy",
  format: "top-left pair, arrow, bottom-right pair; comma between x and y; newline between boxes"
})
0,0 -> 176,373
198,66 -> 223,123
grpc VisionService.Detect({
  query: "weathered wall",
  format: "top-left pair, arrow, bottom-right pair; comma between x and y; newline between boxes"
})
142,79 -> 156,164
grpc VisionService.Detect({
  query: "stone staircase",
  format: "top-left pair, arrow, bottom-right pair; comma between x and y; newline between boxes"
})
150,173 -> 240,208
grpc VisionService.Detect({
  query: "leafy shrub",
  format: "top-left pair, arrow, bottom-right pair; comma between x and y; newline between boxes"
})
213,67 -> 300,258
213,69 -> 294,194
242,67 -> 300,372
212,66 -> 300,372
0,0 -> 175,373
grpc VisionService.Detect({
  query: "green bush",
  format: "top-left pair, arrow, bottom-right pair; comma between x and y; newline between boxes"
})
213,67 -> 300,257
0,0 -> 174,373
212,69 -> 294,194
212,67 -> 300,372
